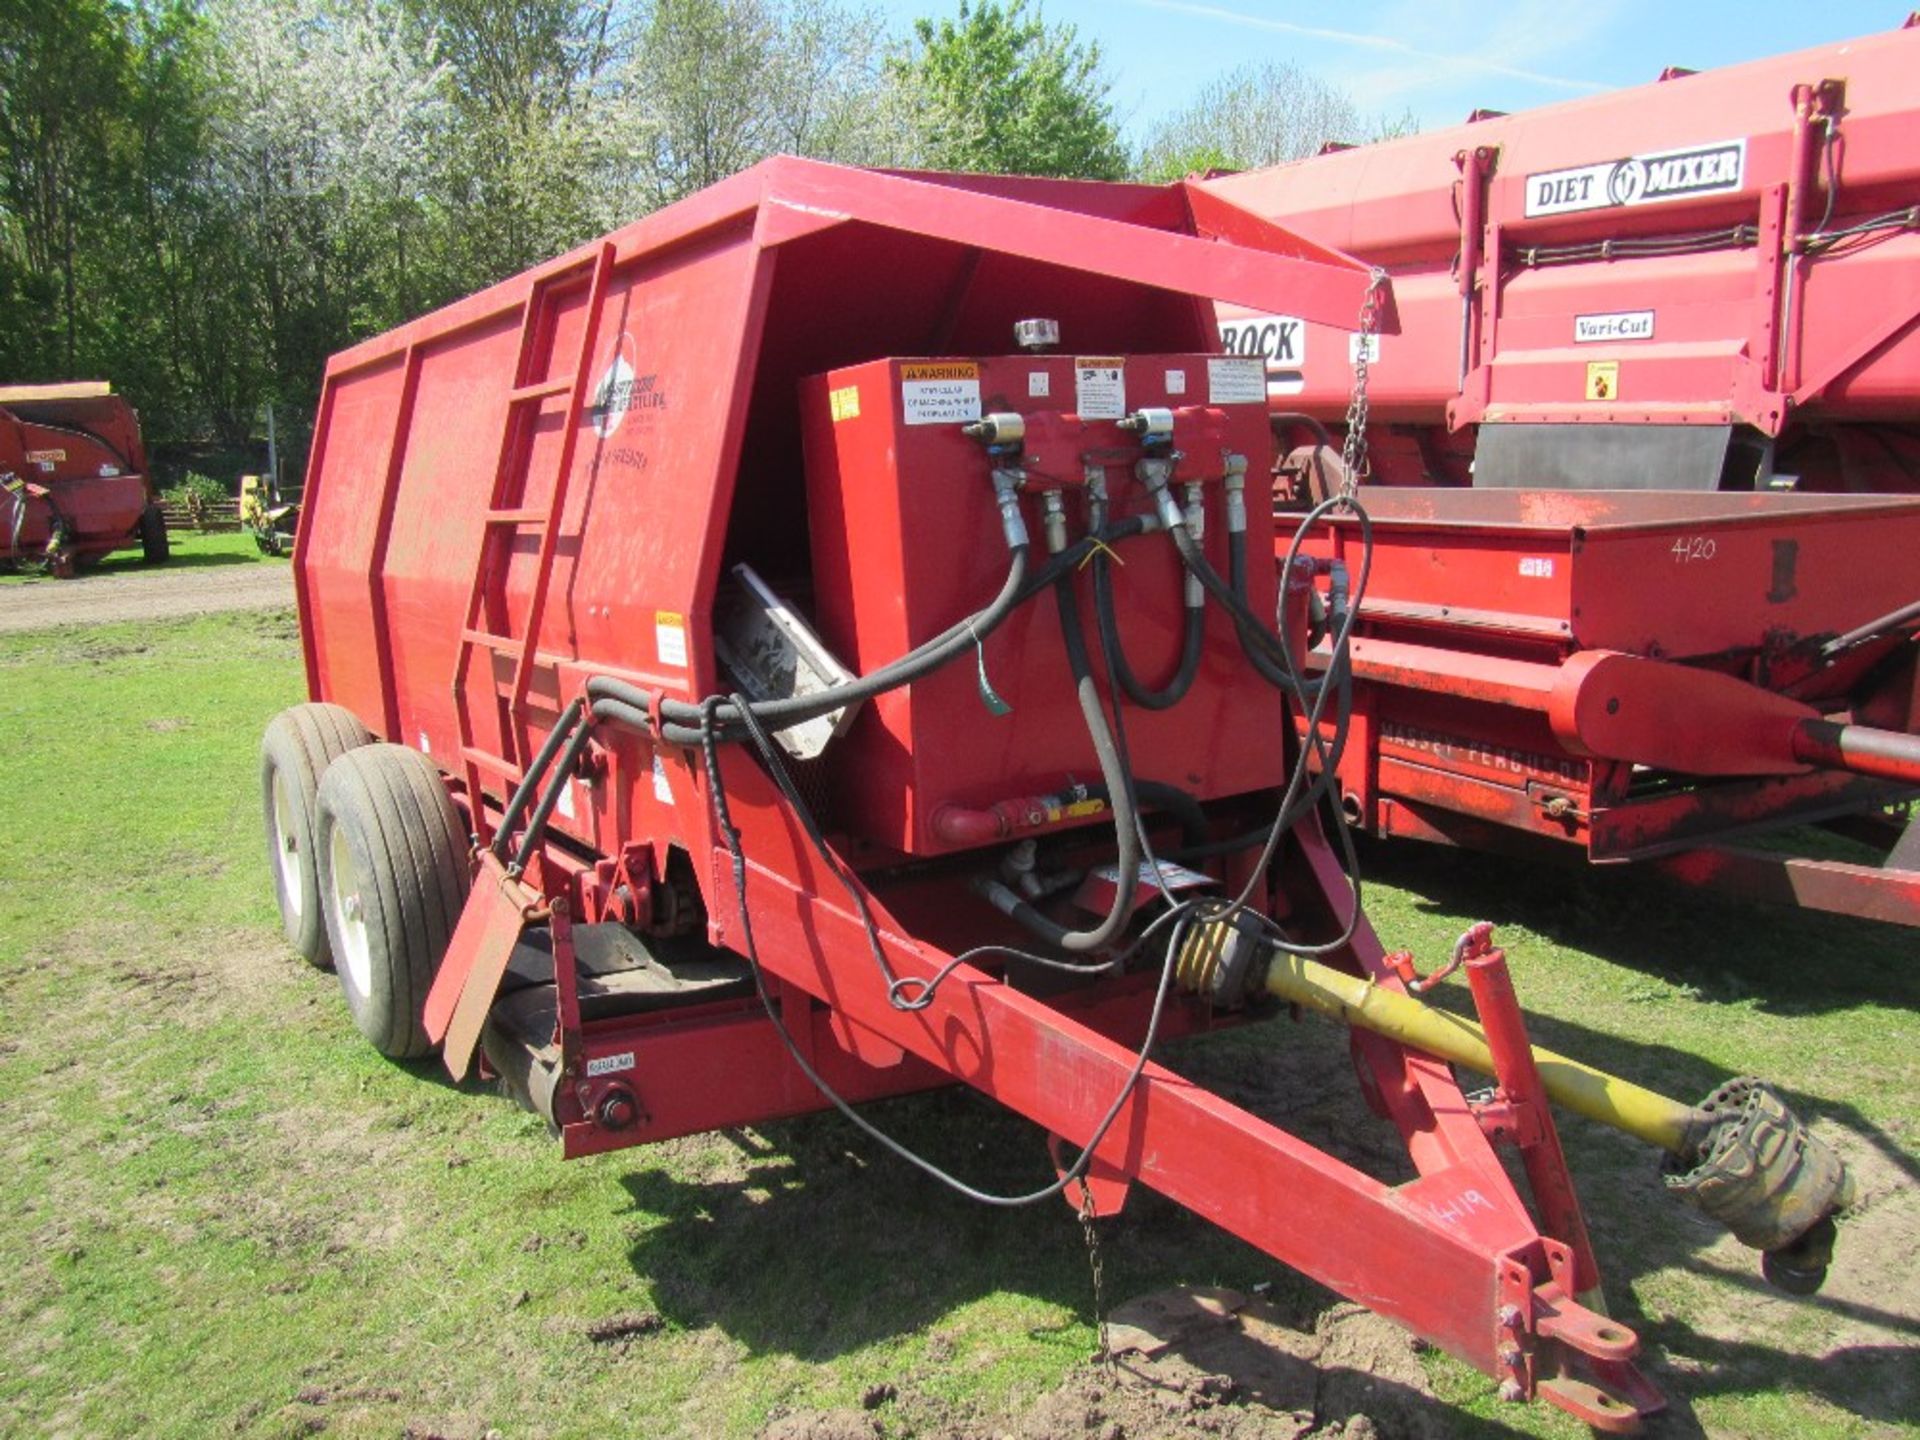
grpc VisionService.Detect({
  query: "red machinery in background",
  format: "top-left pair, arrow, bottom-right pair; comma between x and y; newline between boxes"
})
1209,18 -> 1920,494
1,382 -> 166,575
1201,21 -> 1920,920
260,158 -> 1855,1434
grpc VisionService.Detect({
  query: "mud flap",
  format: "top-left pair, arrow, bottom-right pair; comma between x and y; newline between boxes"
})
424,850 -> 542,1081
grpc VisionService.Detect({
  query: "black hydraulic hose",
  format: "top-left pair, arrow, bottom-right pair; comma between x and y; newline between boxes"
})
586,518 -> 1158,748
1269,411 -> 1340,453
511,720 -> 595,875
1227,525 -> 1300,693
1088,490 -> 1203,710
1092,553 -> 1204,709
1002,574 -> 1139,953
490,695 -> 585,859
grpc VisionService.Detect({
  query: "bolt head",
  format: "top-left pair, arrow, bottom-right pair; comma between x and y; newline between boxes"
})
1498,1304 -> 1523,1328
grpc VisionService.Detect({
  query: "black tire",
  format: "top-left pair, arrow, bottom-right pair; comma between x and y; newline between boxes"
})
314,743 -> 471,1059
139,503 -> 169,564
261,702 -> 374,968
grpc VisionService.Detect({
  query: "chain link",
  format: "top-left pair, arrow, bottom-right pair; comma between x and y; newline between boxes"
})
1078,1182 -> 1112,1367
1339,267 -> 1390,500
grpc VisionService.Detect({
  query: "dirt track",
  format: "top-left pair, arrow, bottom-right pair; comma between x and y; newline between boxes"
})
0,559 -> 293,634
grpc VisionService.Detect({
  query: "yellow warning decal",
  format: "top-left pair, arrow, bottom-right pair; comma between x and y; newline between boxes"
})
1585,360 -> 1619,401
900,362 -> 978,382
829,385 -> 861,421
25,449 -> 66,463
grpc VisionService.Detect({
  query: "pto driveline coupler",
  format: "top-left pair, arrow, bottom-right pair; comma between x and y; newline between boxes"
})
1663,1078 -> 1854,1295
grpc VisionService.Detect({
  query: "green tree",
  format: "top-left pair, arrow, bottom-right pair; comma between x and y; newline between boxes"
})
888,0 -> 1125,179
1137,60 -> 1416,182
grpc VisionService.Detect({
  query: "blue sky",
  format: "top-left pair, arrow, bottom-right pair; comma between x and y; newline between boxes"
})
876,1 -> 1903,139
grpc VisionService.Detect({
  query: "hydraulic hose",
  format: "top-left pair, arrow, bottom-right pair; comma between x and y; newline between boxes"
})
1051,575 -> 1141,951
490,695 -> 585,859
586,518 -> 1158,748
1088,487 -> 1204,710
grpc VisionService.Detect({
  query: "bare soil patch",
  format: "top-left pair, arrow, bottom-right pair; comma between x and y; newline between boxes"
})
0,559 -> 292,633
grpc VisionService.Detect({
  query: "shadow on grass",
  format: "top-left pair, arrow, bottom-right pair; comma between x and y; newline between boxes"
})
1354,834 -> 1918,1018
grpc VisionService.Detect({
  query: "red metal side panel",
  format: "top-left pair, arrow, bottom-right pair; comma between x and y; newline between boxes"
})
1308,488 -> 1920,662
301,352 -> 411,729
1204,23 -> 1920,439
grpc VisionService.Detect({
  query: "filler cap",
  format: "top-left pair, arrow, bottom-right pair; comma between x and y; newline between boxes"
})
1013,318 -> 1060,353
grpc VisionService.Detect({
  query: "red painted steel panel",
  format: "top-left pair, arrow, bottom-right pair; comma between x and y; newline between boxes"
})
1202,22 -> 1920,480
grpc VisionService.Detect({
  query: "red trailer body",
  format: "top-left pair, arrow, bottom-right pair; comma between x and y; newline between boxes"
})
0,382 -> 162,574
1207,20 -> 1920,493
1297,487 -> 1920,923
268,158 -> 1857,1434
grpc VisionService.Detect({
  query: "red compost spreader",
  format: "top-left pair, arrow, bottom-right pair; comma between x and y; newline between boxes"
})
261,158 -> 1853,1433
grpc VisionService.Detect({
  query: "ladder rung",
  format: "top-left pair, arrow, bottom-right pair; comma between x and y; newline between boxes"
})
509,376 -> 576,404
486,507 -> 547,525
460,747 -> 523,778
461,627 -> 522,651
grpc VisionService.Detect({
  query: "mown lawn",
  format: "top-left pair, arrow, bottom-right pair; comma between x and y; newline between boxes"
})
0,610 -> 1912,1439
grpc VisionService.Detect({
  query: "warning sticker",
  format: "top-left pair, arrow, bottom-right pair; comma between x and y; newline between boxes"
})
901,362 -> 981,426
1585,361 -> 1620,401
1165,368 -> 1187,396
829,385 -> 861,421
1206,356 -> 1264,405
1075,357 -> 1126,419
651,754 -> 674,804
1028,371 -> 1050,398
655,610 -> 688,668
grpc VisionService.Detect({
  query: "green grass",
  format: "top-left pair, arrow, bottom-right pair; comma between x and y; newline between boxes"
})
0,610 -> 1913,1439
0,528 -> 271,585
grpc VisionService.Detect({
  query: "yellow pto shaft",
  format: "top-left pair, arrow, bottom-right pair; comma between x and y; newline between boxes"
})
1259,950 -> 1704,1155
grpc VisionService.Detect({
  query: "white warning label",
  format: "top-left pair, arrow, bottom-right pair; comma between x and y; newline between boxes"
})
655,610 -> 688,668
901,362 -> 981,426
1075,358 -> 1126,419
1207,356 -> 1265,405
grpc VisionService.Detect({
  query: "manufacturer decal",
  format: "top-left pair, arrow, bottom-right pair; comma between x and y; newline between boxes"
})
1518,557 -> 1555,579
1575,310 -> 1655,343
586,1051 -> 635,1077
589,331 -> 667,439
25,448 -> 66,464
900,362 -> 981,426
1074,357 -> 1126,419
1218,314 -> 1305,368
1524,139 -> 1746,218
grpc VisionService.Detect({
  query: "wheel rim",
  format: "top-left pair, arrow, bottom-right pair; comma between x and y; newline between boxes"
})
329,823 -> 373,1000
271,771 -> 304,922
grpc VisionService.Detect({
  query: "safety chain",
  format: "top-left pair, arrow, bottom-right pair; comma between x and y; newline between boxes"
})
1338,267 -> 1390,500
1078,1182 -> 1112,1367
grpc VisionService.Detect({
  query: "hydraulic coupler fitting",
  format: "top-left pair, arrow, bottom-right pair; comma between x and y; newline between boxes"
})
990,466 -> 1030,551
1665,1078 -> 1855,1294
1134,456 -> 1186,531
1040,490 -> 1069,555
1118,407 -> 1175,447
965,411 -> 1027,447
1222,454 -> 1249,536
1181,483 -> 1206,607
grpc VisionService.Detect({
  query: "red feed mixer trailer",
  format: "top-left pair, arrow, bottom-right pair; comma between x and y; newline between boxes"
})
1,382 -> 167,575
1205,21 -> 1920,922
264,159 -> 1852,1432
